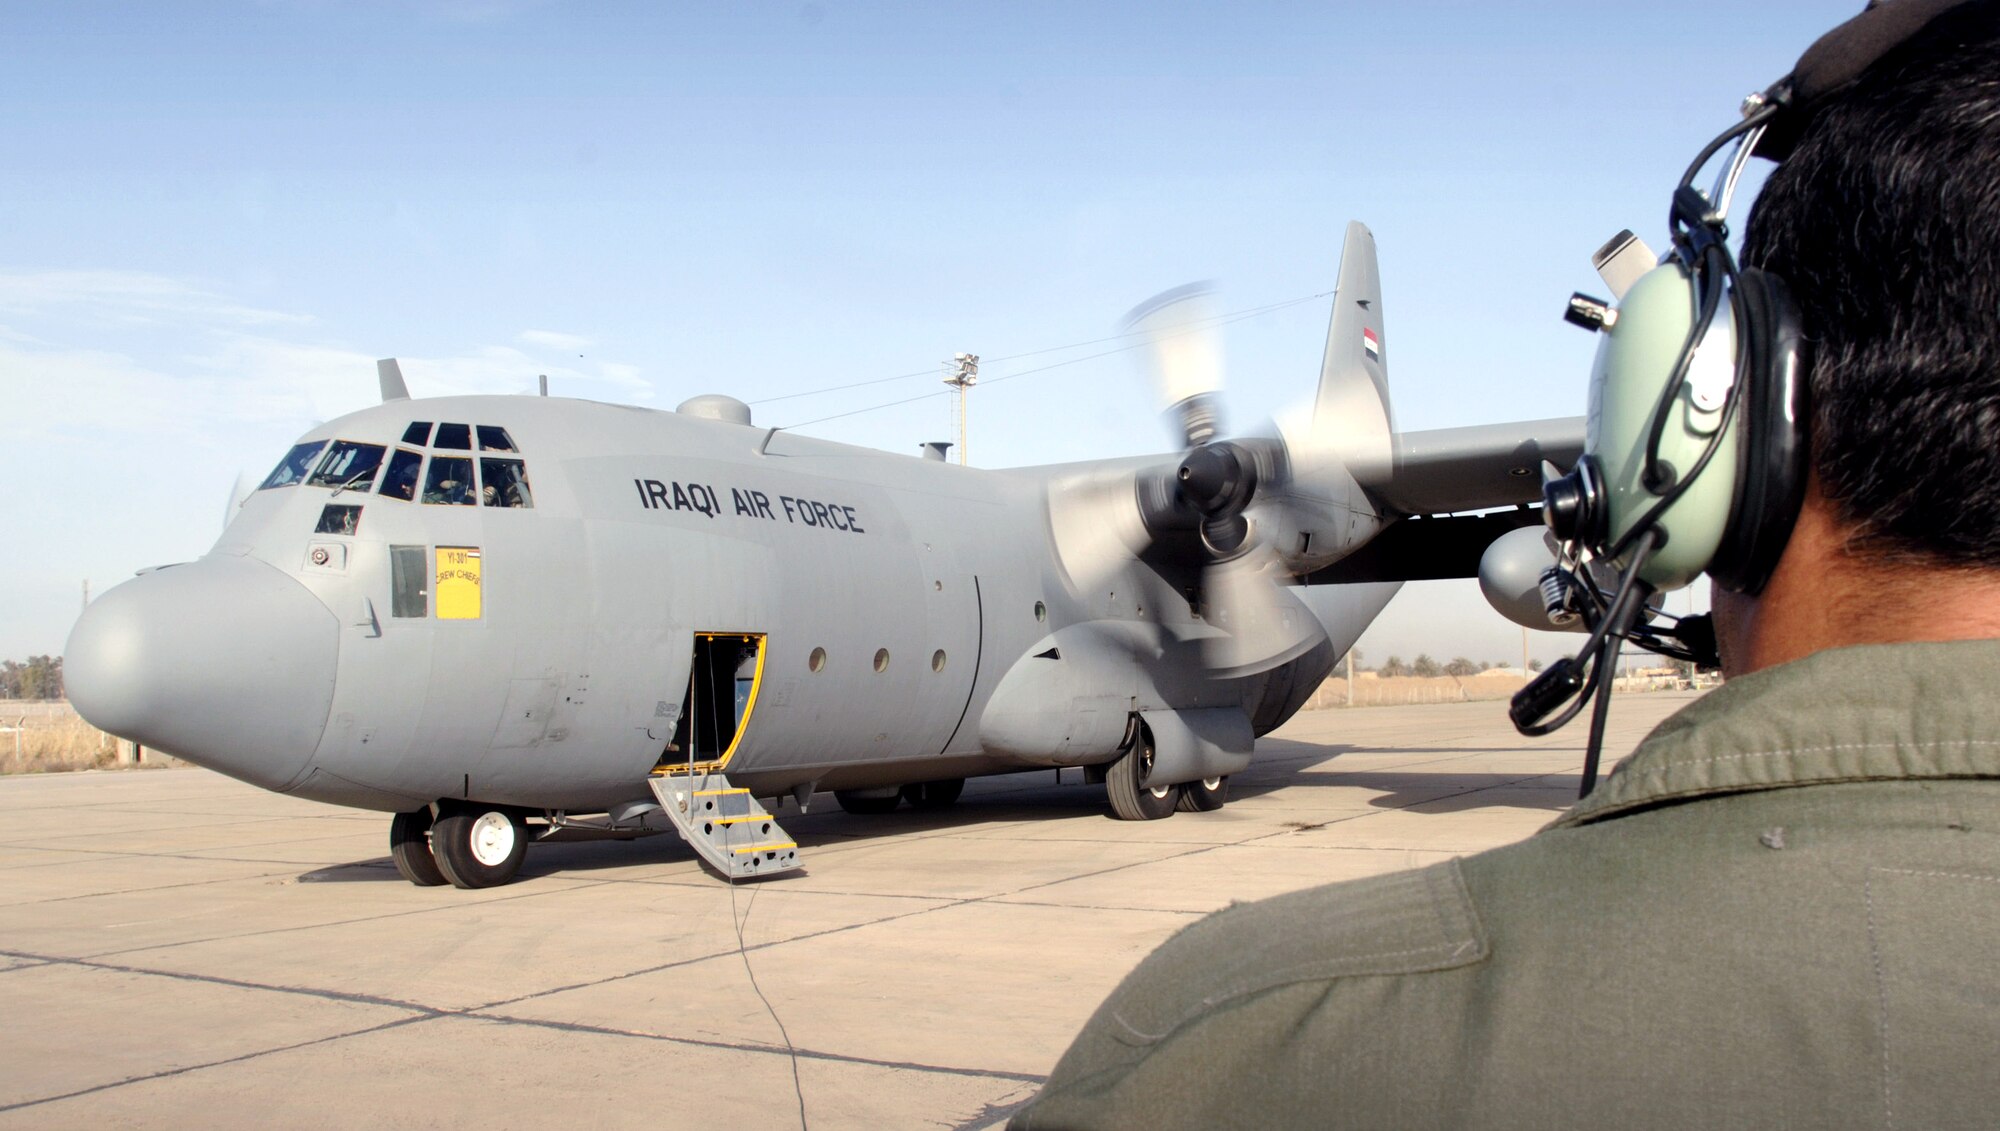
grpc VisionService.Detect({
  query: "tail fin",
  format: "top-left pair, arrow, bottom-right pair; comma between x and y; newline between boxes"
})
1310,221 -> 1394,479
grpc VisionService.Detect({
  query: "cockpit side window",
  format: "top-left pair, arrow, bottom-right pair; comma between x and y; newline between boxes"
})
259,441 -> 327,490
380,449 -> 424,501
423,455 -> 475,505
316,504 -> 362,535
402,422 -> 434,446
308,441 -> 388,492
480,458 -> 534,508
434,423 -> 472,450
476,425 -> 518,452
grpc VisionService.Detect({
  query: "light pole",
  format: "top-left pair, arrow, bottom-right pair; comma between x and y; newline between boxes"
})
943,352 -> 979,466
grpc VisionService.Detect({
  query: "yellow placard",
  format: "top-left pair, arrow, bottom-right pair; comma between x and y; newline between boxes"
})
435,546 -> 482,620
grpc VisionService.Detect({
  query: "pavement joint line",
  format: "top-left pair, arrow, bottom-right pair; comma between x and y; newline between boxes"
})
0,868 -> 308,909
0,810 -> 365,835
0,947 -> 453,1015
0,1013 -> 435,1116
0,838 -> 395,868
0,946 -> 1045,1098
459,1009 -> 1049,1084
469,896 -> 975,1011
982,898 -> 1210,916
67,876 -> 636,962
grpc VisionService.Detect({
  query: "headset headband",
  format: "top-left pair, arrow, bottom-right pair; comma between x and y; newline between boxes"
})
1755,0 -> 1979,159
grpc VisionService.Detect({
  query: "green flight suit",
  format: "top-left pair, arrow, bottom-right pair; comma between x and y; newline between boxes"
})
1015,640 -> 2000,1129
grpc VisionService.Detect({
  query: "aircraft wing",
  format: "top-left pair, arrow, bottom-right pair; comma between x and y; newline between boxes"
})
1357,416 -> 1584,516
1302,415 -> 1584,585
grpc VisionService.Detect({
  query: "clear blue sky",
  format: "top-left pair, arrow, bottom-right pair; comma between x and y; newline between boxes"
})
2,1 -> 1846,663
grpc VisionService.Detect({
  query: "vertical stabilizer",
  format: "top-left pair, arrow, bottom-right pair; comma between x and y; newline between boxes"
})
1310,222 -> 1394,480
377,358 -> 411,402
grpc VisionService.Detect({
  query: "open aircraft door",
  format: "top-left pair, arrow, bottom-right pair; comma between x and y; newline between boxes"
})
657,632 -> 766,775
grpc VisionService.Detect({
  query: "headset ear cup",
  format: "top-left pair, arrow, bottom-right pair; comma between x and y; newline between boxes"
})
1708,267 -> 1810,594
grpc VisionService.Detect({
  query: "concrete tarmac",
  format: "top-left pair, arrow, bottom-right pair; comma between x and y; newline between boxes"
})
0,692 -> 1697,1130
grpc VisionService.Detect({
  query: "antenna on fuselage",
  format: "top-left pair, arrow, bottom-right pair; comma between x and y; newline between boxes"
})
377,358 -> 411,402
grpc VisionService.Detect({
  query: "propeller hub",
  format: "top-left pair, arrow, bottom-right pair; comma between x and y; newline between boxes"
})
1178,441 -> 1256,517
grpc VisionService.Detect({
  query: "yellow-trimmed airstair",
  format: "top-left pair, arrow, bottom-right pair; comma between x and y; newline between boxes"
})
648,771 -> 801,879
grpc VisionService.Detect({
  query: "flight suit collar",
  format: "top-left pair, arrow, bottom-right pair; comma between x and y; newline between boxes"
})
1553,638 -> 2000,828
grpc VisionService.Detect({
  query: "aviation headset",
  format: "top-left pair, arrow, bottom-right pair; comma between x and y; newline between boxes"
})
1512,0 -> 1979,783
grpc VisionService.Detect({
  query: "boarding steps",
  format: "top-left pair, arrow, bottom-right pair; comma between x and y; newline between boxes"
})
648,771 -> 802,879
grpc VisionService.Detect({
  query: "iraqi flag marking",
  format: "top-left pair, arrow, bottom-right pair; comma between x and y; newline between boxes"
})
1362,327 -> 1380,360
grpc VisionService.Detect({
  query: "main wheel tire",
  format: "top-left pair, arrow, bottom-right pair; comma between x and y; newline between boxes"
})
1106,734 -> 1179,821
430,805 -> 529,889
389,807 -> 447,886
900,778 -> 965,810
1177,775 -> 1229,812
835,789 -> 902,815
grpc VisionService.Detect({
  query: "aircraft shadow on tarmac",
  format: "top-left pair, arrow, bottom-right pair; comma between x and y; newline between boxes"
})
295,755 -> 1573,884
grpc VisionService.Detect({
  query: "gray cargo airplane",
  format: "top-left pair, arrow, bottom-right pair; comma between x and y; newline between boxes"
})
64,222 -> 1581,888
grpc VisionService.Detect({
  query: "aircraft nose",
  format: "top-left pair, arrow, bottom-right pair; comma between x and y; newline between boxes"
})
66,557 -> 338,791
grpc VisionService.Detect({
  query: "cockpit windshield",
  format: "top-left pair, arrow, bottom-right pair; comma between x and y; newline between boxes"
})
380,449 -> 423,501
308,441 -> 388,493
423,456 -> 475,505
259,441 -> 327,489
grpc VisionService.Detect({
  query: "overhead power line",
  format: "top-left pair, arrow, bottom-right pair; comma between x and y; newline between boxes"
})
776,287 -> 1333,430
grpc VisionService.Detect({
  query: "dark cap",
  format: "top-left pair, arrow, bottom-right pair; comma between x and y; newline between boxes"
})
1755,0 -> 1984,159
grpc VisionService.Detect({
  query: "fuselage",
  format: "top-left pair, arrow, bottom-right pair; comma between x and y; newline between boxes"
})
66,393 -> 1399,817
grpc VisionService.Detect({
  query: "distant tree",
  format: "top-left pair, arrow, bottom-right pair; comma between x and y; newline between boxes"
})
1412,654 -> 1441,678
1445,657 -> 1477,677
0,655 -> 64,700
1478,660 -> 1492,672
1529,658 -> 1544,673
1381,655 -> 1408,677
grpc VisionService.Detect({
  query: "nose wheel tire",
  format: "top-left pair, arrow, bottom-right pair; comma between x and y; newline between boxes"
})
900,778 -> 966,810
431,805 -> 529,889
1106,733 -> 1179,821
1177,775 -> 1229,812
389,808 -> 447,887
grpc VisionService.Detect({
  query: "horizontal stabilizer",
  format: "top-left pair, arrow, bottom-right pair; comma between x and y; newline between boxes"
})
377,358 -> 411,403
1357,416 -> 1585,517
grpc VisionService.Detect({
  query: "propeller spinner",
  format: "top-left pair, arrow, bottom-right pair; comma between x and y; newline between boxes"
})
1047,285 -> 1324,678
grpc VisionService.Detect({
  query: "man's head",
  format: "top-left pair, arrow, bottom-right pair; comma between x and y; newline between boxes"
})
1714,1 -> 2000,674
1742,1 -> 2000,568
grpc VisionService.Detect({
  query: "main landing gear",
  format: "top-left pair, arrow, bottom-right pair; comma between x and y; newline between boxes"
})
390,802 -> 530,889
1104,730 -> 1230,821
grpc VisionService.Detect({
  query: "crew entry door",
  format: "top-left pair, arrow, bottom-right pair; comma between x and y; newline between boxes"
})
657,633 -> 766,774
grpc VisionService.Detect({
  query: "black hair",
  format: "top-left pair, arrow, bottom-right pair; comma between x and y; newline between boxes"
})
1742,1 -> 2000,565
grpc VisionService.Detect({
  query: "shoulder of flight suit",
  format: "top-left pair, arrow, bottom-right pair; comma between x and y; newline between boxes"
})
1016,859 -> 1488,1127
